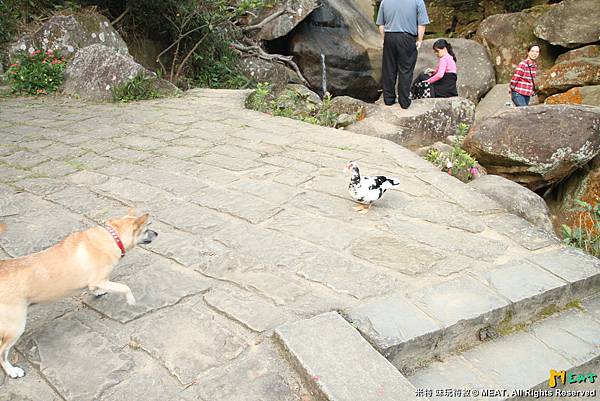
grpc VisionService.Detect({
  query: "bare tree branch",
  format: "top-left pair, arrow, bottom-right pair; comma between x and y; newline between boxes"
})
241,8 -> 294,32
169,40 -> 181,82
175,34 -> 209,83
111,6 -> 130,27
231,42 -> 309,86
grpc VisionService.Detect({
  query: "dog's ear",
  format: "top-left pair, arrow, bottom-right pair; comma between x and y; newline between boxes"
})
134,213 -> 149,228
127,208 -> 137,217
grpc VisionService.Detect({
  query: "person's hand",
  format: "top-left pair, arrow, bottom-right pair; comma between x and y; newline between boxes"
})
425,68 -> 434,74
416,41 -> 422,50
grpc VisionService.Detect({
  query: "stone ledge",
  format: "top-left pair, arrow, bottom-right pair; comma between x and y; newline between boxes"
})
274,312 -> 423,401
344,250 -> 600,375
407,299 -> 600,400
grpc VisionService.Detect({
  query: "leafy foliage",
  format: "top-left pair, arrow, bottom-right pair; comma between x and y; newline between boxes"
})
505,0 -> 533,12
111,72 -> 161,102
7,49 -> 67,95
246,82 -> 339,128
114,0 -> 264,89
0,0 -> 275,89
0,0 -> 81,45
561,199 -> 600,258
424,123 -> 479,182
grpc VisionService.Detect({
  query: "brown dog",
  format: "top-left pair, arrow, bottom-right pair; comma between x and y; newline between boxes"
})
0,210 -> 157,378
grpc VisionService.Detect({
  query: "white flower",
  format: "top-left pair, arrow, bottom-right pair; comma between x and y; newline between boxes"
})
446,161 -> 453,168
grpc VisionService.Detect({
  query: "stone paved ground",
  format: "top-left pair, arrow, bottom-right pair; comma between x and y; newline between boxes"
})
0,89 -> 565,400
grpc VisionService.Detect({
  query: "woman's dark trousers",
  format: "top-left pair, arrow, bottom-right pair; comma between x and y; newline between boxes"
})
382,32 -> 417,109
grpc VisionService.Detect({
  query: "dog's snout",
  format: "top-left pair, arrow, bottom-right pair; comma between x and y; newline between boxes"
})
141,229 -> 158,244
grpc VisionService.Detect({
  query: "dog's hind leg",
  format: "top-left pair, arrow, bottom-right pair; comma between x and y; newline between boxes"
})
0,304 -> 27,379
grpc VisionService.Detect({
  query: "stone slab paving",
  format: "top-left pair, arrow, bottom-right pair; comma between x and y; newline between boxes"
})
0,89 -> 597,400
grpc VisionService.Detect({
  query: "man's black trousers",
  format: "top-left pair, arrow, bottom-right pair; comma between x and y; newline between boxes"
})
382,32 -> 418,109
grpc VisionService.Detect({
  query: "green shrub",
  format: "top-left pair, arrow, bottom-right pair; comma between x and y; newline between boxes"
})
191,47 -> 248,89
245,82 -> 274,112
505,0 -> 533,12
0,1 -> 17,45
246,82 -> 340,128
7,49 -> 67,95
561,199 -> 600,258
117,0 -> 270,89
424,123 -> 479,182
111,72 -> 161,102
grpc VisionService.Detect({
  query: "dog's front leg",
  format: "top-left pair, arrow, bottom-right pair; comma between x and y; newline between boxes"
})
88,285 -> 108,297
93,281 -> 136,305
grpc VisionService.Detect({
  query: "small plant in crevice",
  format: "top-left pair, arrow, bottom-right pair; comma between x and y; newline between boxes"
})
245,81 -> 273,113
424,122 -> 480,183
111,72 -> 162,103
7,49 -> 67,95
561,199 -> 600,258
245,82 -> 340,128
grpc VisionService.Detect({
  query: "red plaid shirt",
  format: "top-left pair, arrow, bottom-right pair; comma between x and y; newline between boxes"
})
510,60 -> 537,97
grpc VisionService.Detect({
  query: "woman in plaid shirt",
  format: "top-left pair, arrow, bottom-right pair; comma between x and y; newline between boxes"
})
509,44 -> 540,106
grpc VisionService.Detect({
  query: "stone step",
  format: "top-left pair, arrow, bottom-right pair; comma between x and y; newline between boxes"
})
407,294 -> 600,400
274,312 -> 425,401
343,247 -> 600,374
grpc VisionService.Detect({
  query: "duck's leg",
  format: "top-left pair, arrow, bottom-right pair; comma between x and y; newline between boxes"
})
352,204 -> 365,212
358,204 -> 372,214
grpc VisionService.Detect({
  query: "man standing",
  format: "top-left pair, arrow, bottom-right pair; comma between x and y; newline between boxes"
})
376,0 -> 430,108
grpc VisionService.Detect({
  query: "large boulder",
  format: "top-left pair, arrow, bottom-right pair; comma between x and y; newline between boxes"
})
537,45 -> 600,98
475,7 -> 555,83
545,155 -> 600,235
346,97 -> 476,150
289,0 -> 382,101
463,104 -> 600,190
545,85 -> 600,107
236,56 -> 293,91
329,95 -> 368,116
468,174 -> 554,233
62,44 -> 177,102
248,0 -> 318,41
414,38 -> 495,104
474,83 -> 513,124
9,11 -> 128,62
533,0 -> 600,48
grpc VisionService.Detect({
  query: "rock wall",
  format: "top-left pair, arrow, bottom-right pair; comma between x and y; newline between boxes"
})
288,0 -> 382,101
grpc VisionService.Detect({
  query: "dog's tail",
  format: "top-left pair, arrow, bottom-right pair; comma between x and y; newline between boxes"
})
0,223 -> 5,236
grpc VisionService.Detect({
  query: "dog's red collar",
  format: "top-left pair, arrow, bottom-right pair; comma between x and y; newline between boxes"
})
105,225 -> 126,257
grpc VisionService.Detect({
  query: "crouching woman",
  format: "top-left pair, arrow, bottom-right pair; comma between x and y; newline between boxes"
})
423,39 -> 458,98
